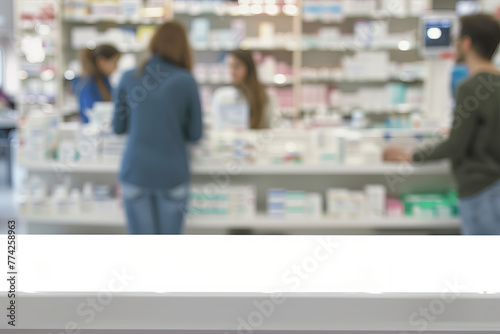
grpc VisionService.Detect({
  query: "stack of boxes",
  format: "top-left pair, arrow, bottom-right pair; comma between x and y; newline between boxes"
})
326,185 -> 387,220
267,189 -> 322,219
188,186 -> 256,219
64,0 -> 170,19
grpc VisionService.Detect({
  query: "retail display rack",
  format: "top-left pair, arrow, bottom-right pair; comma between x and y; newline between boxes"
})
15,0 -> 434,122
14,0 -> 473,234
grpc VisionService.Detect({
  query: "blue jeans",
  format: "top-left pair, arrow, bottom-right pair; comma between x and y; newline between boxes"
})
459,179 -> 500,235
121,182 -> 189,234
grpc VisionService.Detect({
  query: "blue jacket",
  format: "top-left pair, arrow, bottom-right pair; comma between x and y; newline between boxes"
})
112,55 -> 203,189
451,63 -> 469,100
74,76 -> 112,123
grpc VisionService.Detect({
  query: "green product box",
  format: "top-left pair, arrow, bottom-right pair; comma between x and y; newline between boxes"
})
401,191 -> 459,218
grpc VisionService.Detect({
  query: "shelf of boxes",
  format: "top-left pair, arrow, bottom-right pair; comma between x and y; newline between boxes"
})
16,120 -> 458,234
15,0 -> 62,117
63,15 -> 166,25
173,0 -> 300,17
301,13 -> 421,22
301,78 -> 424,84
199,80 -> 294,87
20,212 -> 460,231
301,43 -> 418,52
172,0 -> 427,19
17,0 -> 460,236
18,159 -> 450,176
17,166 -> 459,233
70,45 -> 146,54
192,45 -> 298,52
301,0 -> 427,21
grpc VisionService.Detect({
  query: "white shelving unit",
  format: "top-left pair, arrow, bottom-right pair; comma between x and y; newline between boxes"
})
55,0 -> 429,120
18,159 -> 450,175
18,156 -> 459,234
62,16 -> 166,25
14,0 -> 64,117
21,212 -> 460,231
16,0 -> 464,234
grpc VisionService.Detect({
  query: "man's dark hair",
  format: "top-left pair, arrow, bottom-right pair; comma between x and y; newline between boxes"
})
460,14 -> 500,60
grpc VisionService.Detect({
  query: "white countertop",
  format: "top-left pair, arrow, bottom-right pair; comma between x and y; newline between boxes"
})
1,235 -> 499,331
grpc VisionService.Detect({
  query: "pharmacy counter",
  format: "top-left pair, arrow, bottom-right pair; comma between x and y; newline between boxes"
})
1,235 -> 499,333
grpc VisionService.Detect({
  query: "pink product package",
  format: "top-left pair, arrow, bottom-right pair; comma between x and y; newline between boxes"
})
386,198 -> 405,217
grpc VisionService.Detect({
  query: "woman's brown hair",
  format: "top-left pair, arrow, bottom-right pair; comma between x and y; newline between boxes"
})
229,50 -> 269,129
144,20 -> 193,72
80,44 -> 120,101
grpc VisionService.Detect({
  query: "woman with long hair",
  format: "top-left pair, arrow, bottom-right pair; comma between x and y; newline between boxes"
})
75,44 -> 121,123
112,21 -> 203,234
212,49 -> 276,130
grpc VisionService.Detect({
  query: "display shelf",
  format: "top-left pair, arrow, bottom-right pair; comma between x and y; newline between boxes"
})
192,162 -> 450,175
20,212 -> 460,230
63,15 -> 166,25
19,75 -> 56,81
193,44 -> 297,52
301,108 -> 425,115
198,79 -> 294,86
19,20 -> 57,30
302,12 -> 422,21
18,159 -> 120,173
17,159 -> 450,175
302,42 -> 417,52
173,3 -> 298,17
301,77 -> 425,84
17,51 -> 58,58
172,3 -> 421,19
174,9 -> 291,17
21,212 -> 124,226
70,45 -> 145,54
190,215 -> 460,230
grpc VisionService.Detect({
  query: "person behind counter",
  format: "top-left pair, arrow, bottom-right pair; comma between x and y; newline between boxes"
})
384,14 -> 500,235
112,21 -> 203,235
211,50 -> 277,130
75,44 -> 121,123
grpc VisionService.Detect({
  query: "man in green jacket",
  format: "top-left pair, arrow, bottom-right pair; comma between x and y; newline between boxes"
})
385,14 -> 500,234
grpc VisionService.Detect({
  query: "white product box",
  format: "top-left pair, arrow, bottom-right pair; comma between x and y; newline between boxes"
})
259,22 -> 275,44
326,188 -> 348,219
345,191 -> 366,220
194,63 -> 208,83
268,189 -> 286,218
230,186 -> 256,218
58,140 -> 77,164
314,130 -> 342,164
231,19 -> 246,46
77,127 -> 100,162
343,0 -> 377,15
190,18 -> 210,48
360,142 -> 383,164
102,133 -> 127,163
91,1 -> 119,17
408,0 -> 429,15
365,185 -> 387,218
71,27 -> 99,49
121,0 -> 142,17
285,191 -> 307,219
307,193 -> 323,219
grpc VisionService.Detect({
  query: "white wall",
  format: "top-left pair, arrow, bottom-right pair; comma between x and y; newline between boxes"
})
0,0 -> 18,96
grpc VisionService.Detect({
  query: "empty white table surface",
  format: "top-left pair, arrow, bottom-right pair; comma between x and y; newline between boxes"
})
0,235 -> 499,332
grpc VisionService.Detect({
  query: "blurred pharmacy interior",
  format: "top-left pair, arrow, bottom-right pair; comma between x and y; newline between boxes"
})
1,0 -> 499,235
